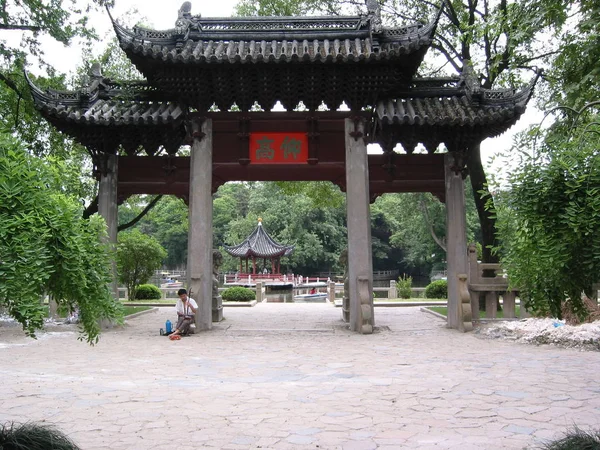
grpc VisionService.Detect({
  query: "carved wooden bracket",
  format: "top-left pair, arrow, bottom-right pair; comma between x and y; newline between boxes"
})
162,155 -> 177,176
185,117 -> 207,142
450,151 -> 469,179
349,116 -> 365,142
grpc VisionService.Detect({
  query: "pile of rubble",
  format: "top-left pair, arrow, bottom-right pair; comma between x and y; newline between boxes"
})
476,317 -> 600,351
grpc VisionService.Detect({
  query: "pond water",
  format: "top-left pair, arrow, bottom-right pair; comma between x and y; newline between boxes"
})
265,288 -> 328,303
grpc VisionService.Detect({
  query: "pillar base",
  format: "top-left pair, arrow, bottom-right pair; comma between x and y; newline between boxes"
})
212,295 -> 224,322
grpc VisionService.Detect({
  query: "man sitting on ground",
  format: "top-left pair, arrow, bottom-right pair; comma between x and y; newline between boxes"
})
172,288 -> 198,337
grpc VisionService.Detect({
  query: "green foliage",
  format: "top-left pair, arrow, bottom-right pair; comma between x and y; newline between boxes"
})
0,422 -> 81,450
546,1 -> 600,109
0,137 -> 122,343
494,115 -> 600,320
542,426 -> 600,450
120,195 -> 188,268
235,0 -> 321,16
134,284 -> 162,300
397,274 -> 413,299
425,280 -> 448,299
116,230 -> 167,301
221,286 -> 256,302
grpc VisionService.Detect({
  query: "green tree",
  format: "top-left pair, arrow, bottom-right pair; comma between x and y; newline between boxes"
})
116,230 -> 167,300
494,114 -> 600,319
0,135 -> 122,343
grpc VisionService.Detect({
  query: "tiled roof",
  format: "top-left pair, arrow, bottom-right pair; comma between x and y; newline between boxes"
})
25,70 -> 186,154
114,24 -> 436,65
111,4 -> 440,65
224,222 -> 294,259
109,5 -> 441,111
373,69 -> 541,149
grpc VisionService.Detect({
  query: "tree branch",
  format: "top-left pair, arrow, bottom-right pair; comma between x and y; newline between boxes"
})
419,195 -> 446,252
118,195 -> 163,232
431,40 -> 462,72
0,24 -> 41,31
0,71 -> 24,97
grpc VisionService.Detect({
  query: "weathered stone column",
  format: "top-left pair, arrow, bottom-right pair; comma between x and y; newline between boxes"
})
98,153 -> 118,299
187,118 -> 213,331
344,118 -> 374,334
444,153 -> 469,330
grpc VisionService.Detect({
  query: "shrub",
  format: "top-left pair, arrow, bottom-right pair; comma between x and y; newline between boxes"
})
542,426 -> 600,450
425,280 -> 447,299
134,284 -> 162,300
397,274 -> 412,299
221,286 -> 256,302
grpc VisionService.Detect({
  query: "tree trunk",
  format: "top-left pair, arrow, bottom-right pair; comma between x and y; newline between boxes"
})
468,142 -> 501,312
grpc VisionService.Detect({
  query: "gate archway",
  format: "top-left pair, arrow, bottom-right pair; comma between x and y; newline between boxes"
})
27,2 -> 538,334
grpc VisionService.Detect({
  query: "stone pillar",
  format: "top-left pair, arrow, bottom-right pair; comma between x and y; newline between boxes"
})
344,118 -> 374,334
98,153 -> 118,299
389,280 -> 397,300
255,281 -> 263,303
328,281 -> 336,304
444,153 -> 469,330
187,119 -> 213,331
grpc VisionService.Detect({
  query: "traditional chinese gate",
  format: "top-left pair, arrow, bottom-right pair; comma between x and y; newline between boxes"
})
27,2 -> 538,334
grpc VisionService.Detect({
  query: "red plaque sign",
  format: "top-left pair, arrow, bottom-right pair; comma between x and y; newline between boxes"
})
249,132 -> 308,164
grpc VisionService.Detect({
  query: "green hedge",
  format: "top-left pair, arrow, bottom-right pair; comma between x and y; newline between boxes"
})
221,286 -> 256,302
425,280 -> 447,299
397,274 -> 413,299
135,284 -> 162,300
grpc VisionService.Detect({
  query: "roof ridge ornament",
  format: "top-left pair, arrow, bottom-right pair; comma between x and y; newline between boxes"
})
365,0 -> 382,33
175,2 -> 196,42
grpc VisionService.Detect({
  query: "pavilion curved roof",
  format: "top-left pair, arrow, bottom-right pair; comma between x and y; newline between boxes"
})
224,221 -> 294,259
373,66 -> 542,152
110,2 -> 442,110
25,67 -> 186,155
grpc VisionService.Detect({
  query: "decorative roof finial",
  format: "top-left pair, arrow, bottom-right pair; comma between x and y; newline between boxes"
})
365,0 -> 382,33
258,217 -> 263,225
175,2 -> 194,37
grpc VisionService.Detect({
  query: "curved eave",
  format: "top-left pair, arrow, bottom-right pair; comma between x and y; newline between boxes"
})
111,14 -> 436,66
117,37 -> 430,66
479,71 -> 542,110
25,71 -> 98,108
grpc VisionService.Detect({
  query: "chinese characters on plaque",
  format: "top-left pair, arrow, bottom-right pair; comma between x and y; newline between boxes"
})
249,133 -> 308,164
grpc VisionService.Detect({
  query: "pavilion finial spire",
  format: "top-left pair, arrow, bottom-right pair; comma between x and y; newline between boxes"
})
258,217 -> 263,225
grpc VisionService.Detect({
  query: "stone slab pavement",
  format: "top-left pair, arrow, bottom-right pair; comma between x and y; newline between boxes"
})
1,303 -> 599,450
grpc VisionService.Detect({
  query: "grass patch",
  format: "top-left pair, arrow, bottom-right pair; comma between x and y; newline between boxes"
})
542,426 -> 600,449
122,306 -> 153,316
425,306 -> 521,318
428,306 -> 448,316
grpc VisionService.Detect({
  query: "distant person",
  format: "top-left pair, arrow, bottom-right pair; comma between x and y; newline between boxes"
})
171,288 -> 198,337
310,287 -> 316,295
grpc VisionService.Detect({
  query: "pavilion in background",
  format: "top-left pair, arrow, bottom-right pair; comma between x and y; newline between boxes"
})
224,219 -> 294,276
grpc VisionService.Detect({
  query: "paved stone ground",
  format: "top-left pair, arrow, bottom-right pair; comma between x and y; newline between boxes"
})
1,304 -> 599,450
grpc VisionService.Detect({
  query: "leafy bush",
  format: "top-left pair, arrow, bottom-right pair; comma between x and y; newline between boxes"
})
0,139 -> 122,343
425,280 -> 447,299
494,121 -> 600,320
221,286 -> 256,302
117,230 -> 167,301
134,284 -> 162,300
397,274 -> 413,299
